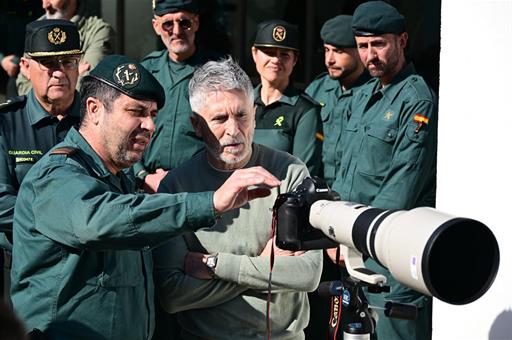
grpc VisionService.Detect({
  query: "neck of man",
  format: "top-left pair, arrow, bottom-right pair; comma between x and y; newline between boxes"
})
380,55 -> 407,87
260,78 -> 289,105
340,65 -> 365,91
39,96 -> 74,120
168,44 -> 197,63
78,126 -> 121,175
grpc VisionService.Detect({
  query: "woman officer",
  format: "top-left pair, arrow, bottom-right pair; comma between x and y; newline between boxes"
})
251,20 -> 323,176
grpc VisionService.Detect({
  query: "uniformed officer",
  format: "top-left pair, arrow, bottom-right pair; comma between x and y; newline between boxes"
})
332,2 -> 438,339
10,54 -> 280,339
251,19 -> 323,176
16,0 -> 116,96
0,19 -> 83,302
134,0 -> 223,193
305,15 -> 370,187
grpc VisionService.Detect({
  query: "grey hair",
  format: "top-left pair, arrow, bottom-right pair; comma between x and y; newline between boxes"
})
189,57 -> 254,113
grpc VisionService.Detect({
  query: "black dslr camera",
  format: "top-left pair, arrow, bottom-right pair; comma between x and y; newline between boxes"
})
274,176 -> 340,251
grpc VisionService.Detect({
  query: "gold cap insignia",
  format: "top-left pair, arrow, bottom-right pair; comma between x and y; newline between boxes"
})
47,27 -> 67,45
384,111 -> 393,120
272,26 -> 286,42
114,63 -> 140,89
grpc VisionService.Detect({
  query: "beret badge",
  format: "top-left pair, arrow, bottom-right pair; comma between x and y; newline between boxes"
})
114,63 -> 140,89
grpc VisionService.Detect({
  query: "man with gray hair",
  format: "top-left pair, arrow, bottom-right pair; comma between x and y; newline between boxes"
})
154,57 -> 323,340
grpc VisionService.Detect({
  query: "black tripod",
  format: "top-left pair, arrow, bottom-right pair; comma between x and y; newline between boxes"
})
319,275 -> 418,339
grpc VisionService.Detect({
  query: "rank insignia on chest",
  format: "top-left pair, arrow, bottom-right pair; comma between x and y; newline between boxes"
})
274,115 -> 285,127
413,114 -> 429,133
319,102 -> 325,107
384,111 -> 393,120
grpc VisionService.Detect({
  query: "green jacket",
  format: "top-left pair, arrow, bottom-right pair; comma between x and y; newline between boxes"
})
16,3 -> 116,95
133,48 -> 221,178
305,71 -> 370,186
331,63 -> 437,340
10,127 -> 216,339
0,92 -> 81,251
253,84 -> 323,177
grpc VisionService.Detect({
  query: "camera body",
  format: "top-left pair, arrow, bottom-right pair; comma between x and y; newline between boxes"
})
275,176 -> 339,251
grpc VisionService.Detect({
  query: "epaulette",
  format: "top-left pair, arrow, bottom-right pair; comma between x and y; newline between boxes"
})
312,71 -> 329,81
0,96 -> 26,113
405,75 -> 436,101
50,147 -> 78,156
300,91 -> 322,107
140,49 -> 166,62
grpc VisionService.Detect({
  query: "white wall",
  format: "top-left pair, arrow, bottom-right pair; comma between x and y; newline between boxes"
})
435,0 -> 512,339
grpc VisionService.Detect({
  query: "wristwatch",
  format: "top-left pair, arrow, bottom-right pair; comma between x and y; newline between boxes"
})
205,253 -> 218,277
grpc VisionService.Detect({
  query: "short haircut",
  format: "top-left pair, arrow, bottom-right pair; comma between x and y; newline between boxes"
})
189,57 -> 254,113
79,76 -> 122,127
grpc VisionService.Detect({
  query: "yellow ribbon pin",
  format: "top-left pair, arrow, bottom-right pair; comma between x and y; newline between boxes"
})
274,115 -> 285,127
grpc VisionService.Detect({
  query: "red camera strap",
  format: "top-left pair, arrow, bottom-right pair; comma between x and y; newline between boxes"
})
328,246 -> 343,340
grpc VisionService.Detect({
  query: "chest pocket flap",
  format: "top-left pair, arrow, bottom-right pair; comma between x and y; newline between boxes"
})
367,125 -> 397,143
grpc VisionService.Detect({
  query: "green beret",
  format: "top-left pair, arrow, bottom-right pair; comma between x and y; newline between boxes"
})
352,1 -> 405,36
24,19 -> 82,58
253,20 -> 299,51
86,55 -> 165,110
153,0 -> 200,15
320,15 -> 356,48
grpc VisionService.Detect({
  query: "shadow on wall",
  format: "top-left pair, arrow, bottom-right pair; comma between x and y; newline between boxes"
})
489,309 -> 512,340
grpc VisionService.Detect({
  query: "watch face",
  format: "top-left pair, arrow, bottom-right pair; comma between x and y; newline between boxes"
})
206,255 -> 217,269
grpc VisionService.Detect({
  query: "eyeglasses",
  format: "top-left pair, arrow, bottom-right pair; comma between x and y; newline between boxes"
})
160,18 -> 193,32
31,56 -> 81,71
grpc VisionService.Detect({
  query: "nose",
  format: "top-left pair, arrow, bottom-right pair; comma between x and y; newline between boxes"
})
325,51 -> 334,65
141,115 -> 156,134
225,118 -> 241,137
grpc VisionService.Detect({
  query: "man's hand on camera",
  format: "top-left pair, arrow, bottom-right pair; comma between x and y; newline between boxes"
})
213,166 -> 280,215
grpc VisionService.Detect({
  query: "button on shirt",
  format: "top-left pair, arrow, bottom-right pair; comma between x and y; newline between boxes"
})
0,91 -> 81,250
253,84 -> 323,176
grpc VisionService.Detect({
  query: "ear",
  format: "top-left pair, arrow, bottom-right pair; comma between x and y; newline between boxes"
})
152,17 -> 161,36
193,14 -> 200,32
292,51 -> 299,67
190,113 -> 202,138
85,97 -> 102,125
251,47 -> 258,63
19,57 -> 31,81
399,32 -> 408,49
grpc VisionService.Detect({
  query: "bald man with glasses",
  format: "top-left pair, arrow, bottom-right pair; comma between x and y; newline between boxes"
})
133,0 -> 223,193
0,19 -> 83,302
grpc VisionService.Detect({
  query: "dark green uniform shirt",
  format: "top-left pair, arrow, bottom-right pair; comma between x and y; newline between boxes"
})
134,48 -> 221,178
253,84 -> 323,176
332,63 -> 437,340
0,91 -> 80,250
10,127 -> 216,339
305,71 -> 370,186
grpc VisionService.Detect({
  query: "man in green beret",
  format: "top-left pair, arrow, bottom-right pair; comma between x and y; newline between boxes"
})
0,19 -> 83,302
332,1 -> 437,339
15,0 -> 116,96
305,14 -> 369,187
10,54 -> 281,339
134,0 -> 222,193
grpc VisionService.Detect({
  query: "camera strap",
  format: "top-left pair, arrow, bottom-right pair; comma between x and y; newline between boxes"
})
266,207 -> 278,340
328,246 -> 343,340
